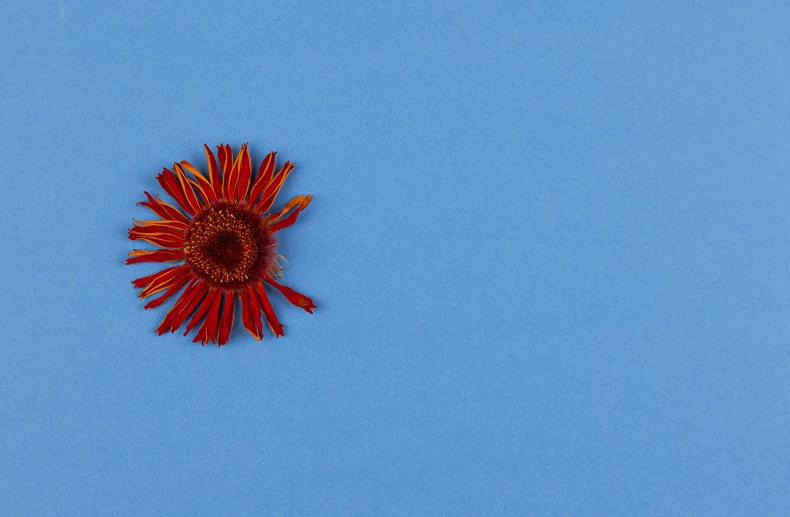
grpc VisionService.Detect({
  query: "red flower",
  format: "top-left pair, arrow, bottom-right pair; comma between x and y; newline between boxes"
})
128,144 -> 315,346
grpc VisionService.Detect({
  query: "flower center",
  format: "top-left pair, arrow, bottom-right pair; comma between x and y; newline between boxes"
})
184,202 -> 276,286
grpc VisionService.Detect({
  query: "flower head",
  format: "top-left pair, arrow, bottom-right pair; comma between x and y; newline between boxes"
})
128,144 -> 315,346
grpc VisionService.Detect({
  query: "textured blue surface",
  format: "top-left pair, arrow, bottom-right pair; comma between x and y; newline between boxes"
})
1,1 -> 789,515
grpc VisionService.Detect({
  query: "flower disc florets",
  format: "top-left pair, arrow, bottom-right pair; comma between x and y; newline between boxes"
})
184,201 -> 278,288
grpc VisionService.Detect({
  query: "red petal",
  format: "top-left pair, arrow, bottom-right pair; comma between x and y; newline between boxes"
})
218,144 -> 231,175
132,219 -> 190,232
240,288 -> 263,340
128,227 -> 185,249
204,144 -> 222,193
269,210 -> 302,233
248,151 -> 276,205
183,287 -> 219,337
137,191 -> 190,225
137,265 -> 192,298
247,284 -> 264,339
129,222 -> 185,238
217,144 -> 233,199
126,249 -> 184,264
255,281 -> 284,337
223,144 -> 245,201
217,292 -> 236,346
144,270 -> 193,309
156,280 -> 208,335
132,264 -> 186,289
180,160 -> 217,204
239,290 -> 253,338
264,276 -> 316,314
267,195 -> 312,234
193,288 -> 223,345
256,162 -> 294,214
155,279 -> 197,334
236,144 -> 252,201
132,236 -> 184,249
157,168 -> 198,216
173,162 -> 205,212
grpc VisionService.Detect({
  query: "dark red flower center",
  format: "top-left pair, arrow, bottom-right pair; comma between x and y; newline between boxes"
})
184,201 -> 277,286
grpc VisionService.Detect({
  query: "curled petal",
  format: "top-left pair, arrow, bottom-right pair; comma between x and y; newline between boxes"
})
267,195 -> 312,233
264,275 -> 316,314
255,281 -> 284,337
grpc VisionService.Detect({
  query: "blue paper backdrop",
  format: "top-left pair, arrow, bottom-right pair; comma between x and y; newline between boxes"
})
1,1 -> 789,515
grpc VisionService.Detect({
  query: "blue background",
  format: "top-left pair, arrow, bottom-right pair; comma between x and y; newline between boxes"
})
1,1 -> 789,515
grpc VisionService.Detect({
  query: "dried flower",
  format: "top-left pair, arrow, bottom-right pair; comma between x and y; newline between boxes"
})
128,144 -> 315,346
